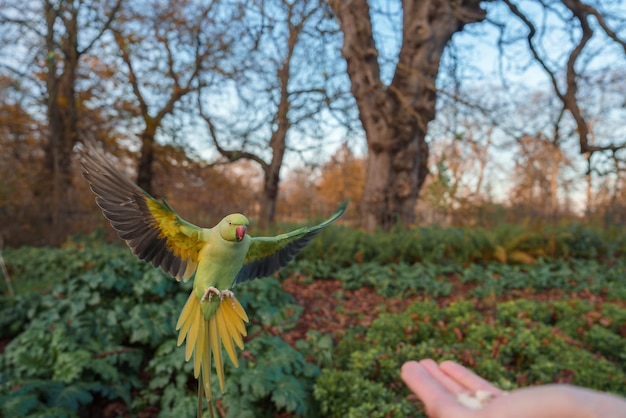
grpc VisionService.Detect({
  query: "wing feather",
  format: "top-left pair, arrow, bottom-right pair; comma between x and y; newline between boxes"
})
82,145 -> 204,281
232,200 -> 347,285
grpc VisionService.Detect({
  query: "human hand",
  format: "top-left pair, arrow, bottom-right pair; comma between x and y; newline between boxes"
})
401,359 -> 626,418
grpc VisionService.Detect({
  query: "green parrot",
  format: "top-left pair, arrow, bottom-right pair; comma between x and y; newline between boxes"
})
81,145 -> 347,416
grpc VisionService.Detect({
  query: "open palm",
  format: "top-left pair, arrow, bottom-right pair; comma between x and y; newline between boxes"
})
401,359 -> 626,418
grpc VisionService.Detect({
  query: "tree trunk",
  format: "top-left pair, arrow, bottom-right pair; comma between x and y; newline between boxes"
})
43,0 -> 80,244
249,18 -> 293,229
584,154 -> 592,221
548,144 -> 562,222
257,89 -> 288,229
330,0 -> 485,231
258,165 -> 281,230
137,131 -> 156,195
361,128 -> 429,231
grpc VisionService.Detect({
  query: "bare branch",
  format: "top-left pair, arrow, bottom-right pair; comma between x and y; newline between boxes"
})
503,0 -> 626,159
564,0 -> 626,53
112,29 -> 150,122
197,93 -> 268,169
77,0 -> 123,55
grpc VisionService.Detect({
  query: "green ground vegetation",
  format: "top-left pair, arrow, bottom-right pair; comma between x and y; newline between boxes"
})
1,224 -> 624,417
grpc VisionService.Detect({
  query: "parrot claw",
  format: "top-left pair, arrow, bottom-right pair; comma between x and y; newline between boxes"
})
220,289 -> 236,307
220,289 -> 234,300
201,286 -> 221,303
200,287 -> 235,306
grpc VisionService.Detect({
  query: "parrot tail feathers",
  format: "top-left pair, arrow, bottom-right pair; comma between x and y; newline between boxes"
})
175,292 -> 249,403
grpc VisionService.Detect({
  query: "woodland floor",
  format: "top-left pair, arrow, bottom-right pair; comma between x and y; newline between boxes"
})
8,272 -> 624,418
280,274 -> 625,351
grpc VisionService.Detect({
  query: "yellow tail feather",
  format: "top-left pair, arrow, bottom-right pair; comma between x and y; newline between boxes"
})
175,291 -> 249,402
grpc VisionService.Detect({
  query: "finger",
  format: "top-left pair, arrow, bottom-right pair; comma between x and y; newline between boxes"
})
401,361 -> 476,418
439,361 -> 505,396
419,359 -> 468,395
401,361 -> 458,403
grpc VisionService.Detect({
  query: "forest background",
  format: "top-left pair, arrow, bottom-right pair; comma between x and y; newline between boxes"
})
0,1 -> 625,417
0,0 -> 625,246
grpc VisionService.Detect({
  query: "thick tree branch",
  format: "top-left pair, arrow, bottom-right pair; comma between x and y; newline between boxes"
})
328,0 -> 387,116
562,0 -> 626,53
503,0 -> 625,158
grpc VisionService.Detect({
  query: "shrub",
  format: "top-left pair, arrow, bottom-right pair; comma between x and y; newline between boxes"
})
314,299 -> 626,416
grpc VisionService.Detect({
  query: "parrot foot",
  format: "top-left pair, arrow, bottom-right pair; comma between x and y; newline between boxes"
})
220,289 -> 236,307
200,287 -> 236,306
200,286 -> 221,303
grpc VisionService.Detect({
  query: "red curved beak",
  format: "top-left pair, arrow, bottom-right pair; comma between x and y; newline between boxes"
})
236,225 -> 247,241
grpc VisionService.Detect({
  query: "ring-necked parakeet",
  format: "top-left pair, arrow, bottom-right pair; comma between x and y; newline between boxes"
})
81,145 -> 347,416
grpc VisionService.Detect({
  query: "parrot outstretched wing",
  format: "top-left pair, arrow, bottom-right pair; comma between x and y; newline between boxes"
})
81,146 -> 204,282
232,199 -> 348,285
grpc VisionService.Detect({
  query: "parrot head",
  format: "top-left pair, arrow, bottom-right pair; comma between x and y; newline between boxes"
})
219,214 -> 249,242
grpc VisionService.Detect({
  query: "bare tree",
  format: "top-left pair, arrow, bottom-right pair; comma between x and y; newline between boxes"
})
329,0 -> 626,231
199,0 -> 346,228
485,0 -> 626,221
329,0 -> 486,231
501,0 -> 626,160
508,134 -> 575,220
0,0 -> 121,243
579,70 -> 626,221
111,0 -> 238,194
